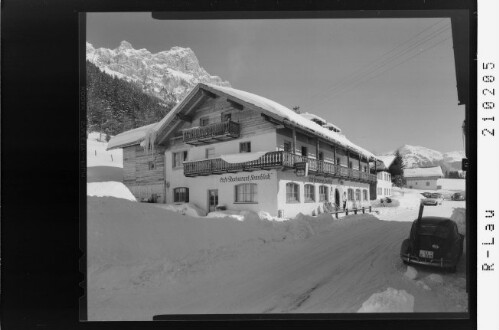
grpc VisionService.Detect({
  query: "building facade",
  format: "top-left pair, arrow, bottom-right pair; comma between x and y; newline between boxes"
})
404,166 -> 444,190
108,83 -> 379,218
376,171 -> 393,198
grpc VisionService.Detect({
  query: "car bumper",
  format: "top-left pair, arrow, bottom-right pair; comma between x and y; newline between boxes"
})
401,253 -> 456,268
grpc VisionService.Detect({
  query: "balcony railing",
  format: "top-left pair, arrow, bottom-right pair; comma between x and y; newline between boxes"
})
183,151 -> 377,183
182,120 -> 240,145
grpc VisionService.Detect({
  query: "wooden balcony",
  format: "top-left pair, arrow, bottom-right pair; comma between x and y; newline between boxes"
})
182,120 -> 240,145
183,151 -> 377,183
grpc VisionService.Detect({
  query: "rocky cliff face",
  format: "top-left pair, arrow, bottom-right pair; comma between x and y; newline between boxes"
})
86,41 -> 231,103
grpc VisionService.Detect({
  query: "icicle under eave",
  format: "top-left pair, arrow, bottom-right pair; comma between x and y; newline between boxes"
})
141,128 -> 158,154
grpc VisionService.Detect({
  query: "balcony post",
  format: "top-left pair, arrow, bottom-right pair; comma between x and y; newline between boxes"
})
292,128 -> 297,156
316,138 -> 320,160
358,153 -> 361,172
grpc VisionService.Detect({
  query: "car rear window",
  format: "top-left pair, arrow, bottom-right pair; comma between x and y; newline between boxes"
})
418,224 -> 450,238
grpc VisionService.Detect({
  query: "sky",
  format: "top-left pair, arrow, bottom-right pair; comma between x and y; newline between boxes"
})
87,13 -> 465,155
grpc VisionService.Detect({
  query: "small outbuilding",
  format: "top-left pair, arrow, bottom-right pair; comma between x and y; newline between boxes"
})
404,166 -> 444,190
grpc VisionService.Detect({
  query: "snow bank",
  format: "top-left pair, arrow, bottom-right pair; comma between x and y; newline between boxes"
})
357,288 -> 414,312
153,203 -> 206,217
450,207 -> 466,235
88,197 -> 377,269
437,178 -> 465,191
87,182 -> 136,201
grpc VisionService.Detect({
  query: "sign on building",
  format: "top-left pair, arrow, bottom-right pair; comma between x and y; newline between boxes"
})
295,162 -> 309,177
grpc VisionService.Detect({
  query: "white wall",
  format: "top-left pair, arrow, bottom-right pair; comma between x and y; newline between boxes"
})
376,170 -> 393,199
276,171 -> 371,218
165,167 -> 279,216
406,177 -> 439,190
178,131 -> 277,161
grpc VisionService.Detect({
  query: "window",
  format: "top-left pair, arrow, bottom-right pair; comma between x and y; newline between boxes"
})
349,161 -> 353,168
301,146 -> 308,157
148,160 -> 155,170
355,189 -> 361,201
235,183 -> 258,203
426,181 -> 430,186
363,190 -> 368,200
200,117 -> 209,126
173,151 -> 188,168
286,183 -> 300,203
348,188 -> 354,201
337,157 -> 341,165
378,187 -> 382,195
319,185 -> 328,202
173,187 -> 189,203
283,141 -> 291,152
205,148 -> 215,159
304,184 -> 316,202
240,141 -> 251,153
221,112 -> 232,122
318,152 -> 324,160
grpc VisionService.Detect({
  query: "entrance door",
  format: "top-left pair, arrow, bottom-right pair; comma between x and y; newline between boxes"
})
335,189 -> 340,208
208,189 -> 218,213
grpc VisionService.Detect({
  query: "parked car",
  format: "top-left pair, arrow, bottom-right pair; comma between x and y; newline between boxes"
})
422,193 -> 443,206
421,192 -> 432,198
451,192 -> 466,201
400,215 -> 464,272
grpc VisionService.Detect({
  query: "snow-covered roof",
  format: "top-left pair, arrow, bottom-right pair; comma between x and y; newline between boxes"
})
108,83 -> 377,159
199,84 -> 376,159
323,122 -> 342,132
404,166 -> 443,178
107,122 -> 157,150
300,112 -> 327,125
378,155 -> 396,169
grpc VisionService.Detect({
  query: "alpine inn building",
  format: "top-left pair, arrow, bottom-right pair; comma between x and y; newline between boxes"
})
107,83 -> 380,218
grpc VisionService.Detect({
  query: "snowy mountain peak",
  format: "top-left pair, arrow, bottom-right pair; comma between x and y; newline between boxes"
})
86,41 -> 231,103
118,40 -> 133,50
381,144 -> 465,173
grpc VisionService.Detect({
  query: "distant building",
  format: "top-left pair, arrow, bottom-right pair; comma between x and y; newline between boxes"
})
404,166 -> 444,190
373,155 -> 395,198
107,83 -> 379,218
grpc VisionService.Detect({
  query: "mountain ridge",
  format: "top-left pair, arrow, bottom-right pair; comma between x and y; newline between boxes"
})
86,41 -> 231,103
381,144 -> 465,174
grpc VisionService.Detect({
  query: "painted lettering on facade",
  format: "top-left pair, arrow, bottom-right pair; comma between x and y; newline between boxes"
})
307,176 -> 334,185
219,173 -> 272,183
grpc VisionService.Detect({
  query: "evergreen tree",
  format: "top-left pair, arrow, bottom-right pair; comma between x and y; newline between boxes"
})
86,60 -> 175,135
292,106 -> 301,114
389,150 -> 406,188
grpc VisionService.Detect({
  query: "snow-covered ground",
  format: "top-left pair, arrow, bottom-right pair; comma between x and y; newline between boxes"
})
87,191 -> 467,320
86,136 -> 467,320
87,132 -> 123,169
